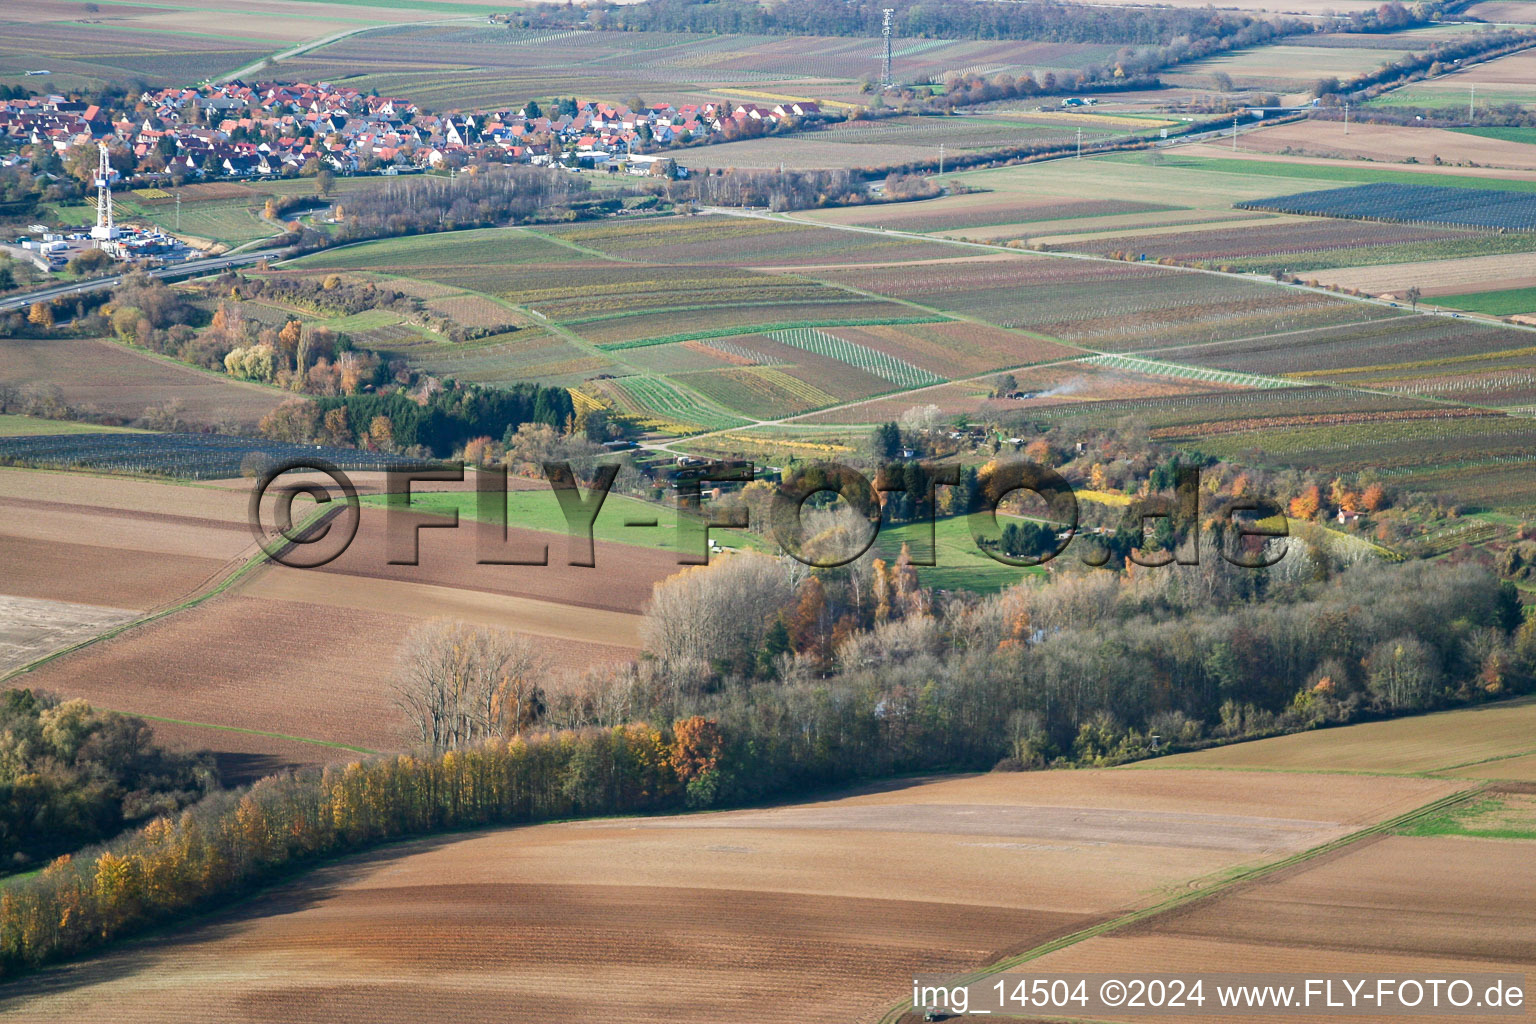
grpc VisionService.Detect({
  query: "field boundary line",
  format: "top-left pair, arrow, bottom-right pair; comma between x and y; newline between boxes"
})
1431,744 -> 1536,776
0,539 -> 272,687
0,508 -> 385,756
874,784 -> 1487,1024
520,227 -> 645,264
3,508 -> 314,683
216,16 -> 482,84
114,713 -> 380,755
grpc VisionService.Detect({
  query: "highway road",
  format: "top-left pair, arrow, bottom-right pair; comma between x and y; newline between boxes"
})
0,247 -> 292,313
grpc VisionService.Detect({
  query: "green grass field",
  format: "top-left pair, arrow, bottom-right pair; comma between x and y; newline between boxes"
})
1454,126 -> 1536,146
292,227 -> 579,272
875,515 -> 1047,594
362,486 -> 764,558
1368,86 -> 1536,111
1433,285 -> 1536,316
117,196 -> 275,246
1397,794 -> 1536,840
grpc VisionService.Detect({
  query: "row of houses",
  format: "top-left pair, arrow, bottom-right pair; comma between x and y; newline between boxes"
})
0,83 -> 824,179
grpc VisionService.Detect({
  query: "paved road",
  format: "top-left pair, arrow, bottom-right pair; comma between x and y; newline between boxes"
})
0,248 -> 291,313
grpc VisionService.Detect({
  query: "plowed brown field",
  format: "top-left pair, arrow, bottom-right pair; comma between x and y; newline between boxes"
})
0,336 -> 284,429
1154,696 -> 1536,775
316,510 -> 684,615
1024,834 -> 1534,1024
0,472 -> 653,775
0,468 -> 251,521
1237,120 -> 1536,171
1309,252 -> 1536,297
15,584 -> 637,769
0,534 -> 228,610
0,769 -> 1468,1024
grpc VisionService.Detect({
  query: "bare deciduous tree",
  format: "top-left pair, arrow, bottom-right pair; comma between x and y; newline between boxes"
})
641,552 -> 793,670
394,620 -> 548,754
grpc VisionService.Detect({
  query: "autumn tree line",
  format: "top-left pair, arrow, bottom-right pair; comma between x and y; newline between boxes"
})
564,0 -> 1304,50
1313,28 -> 1536,104
3,549 -> 1527,975
260,383 -> 575,457
0,718 -> 722,974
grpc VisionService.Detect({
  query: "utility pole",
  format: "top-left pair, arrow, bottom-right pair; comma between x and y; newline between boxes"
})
938,143 -> 944,176
1344,101 -> 1349,135
174,190 -> 181,232
1470,83 -> 1476,122
1076,127 -> 1082,159
1232,111 -> 1239,151
881,8 -> 894,89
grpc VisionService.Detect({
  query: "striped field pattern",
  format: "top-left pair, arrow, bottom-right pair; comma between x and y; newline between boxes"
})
768,328 -> 945,389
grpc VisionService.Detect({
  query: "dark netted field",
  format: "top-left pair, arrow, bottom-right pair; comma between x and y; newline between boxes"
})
1238,182 -> 1536,232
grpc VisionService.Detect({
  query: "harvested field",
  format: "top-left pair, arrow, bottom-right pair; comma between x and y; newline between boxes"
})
0,494 -> 253,562
0,535 -> 231,612
314,509 -> 683,616
0,470 -> 258,615
1452,752 -> 1536,781
1154,696 -> 1536,775
10,570 -> 635,771
1306,251 -> 1536,296
1164,44 -> 1417,92
0,335 -> 284,429
1410,44 -> 1536,89
14,593 -> 415,756
1238,119 -> 1536,171
0,468 -> 251,522
243,566 -> 644,650
203,468 -> 491,497
1462,0 -> 1536,19
1024,834 -> 1533,1024
0,768 -> 1463,1024
0,595 -> 135,676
